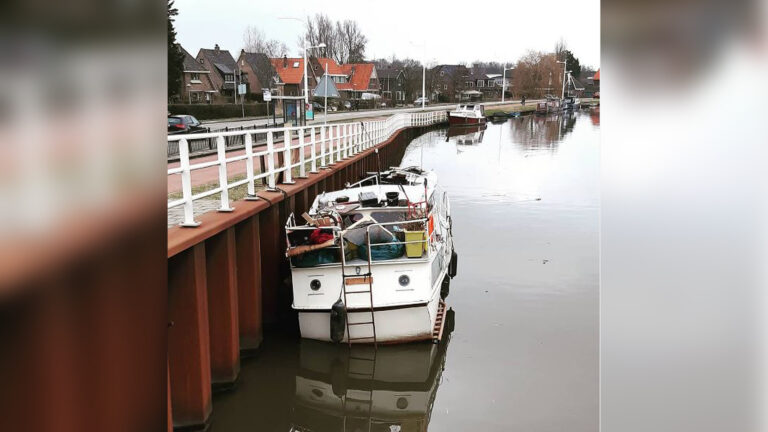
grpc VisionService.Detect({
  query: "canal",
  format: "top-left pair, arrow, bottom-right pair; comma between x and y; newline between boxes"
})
208,109 -> 600,431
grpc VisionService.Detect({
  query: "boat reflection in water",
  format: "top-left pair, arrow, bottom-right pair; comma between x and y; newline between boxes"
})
289,309 -> 455,432
446,123 -> 486,145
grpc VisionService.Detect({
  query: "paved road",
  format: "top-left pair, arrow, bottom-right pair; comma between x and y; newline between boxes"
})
200,100 -> 537,130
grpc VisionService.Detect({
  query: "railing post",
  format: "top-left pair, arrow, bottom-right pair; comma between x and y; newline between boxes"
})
244,133 -> 258,200
336,125 -> 341,162
320,126 -> 327,168
343,124 -> 350,158
353,123 -> 359,154
298,127 -> 306,178
266,131 -> 277,191
283,129 -> 294,184
310,126 -> 318,173
178,138 -> 200,227
216,135 -> 234,212
327,125 -> 334,165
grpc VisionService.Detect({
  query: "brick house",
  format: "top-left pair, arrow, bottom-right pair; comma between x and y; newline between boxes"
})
338,63 -> 380,101
179,45 -> 216,104
378,68 -> 406,105
464,68 -> 508,100
196,44 -> 238,99
270,56 -> 318,98
429,65 -> 469,102
237,50 -> 281,100
271,56 -> 379,103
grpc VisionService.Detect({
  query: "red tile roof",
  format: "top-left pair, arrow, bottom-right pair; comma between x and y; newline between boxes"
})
270,57 -> 305,84
593,69 -> 600,80
342,63 -> 376,91
315,57 -> 345,75
272,57 -> 377,91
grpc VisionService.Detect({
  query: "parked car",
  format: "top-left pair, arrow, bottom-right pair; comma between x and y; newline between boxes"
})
414,97 -> 430,105
168,115 -> 207,135
312,102 -> 326,112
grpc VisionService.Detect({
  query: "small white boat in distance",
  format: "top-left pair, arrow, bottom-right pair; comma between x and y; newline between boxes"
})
285,167 -> 458,345
447,104 -> 486,125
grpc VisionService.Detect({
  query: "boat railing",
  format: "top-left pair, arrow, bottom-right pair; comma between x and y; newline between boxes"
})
168,110 -> 447,227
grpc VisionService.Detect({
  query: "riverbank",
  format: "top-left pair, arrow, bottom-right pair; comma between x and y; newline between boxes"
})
485,98 -> 600,116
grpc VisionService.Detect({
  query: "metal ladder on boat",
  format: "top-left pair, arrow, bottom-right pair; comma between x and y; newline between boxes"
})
341,345 -> 377,432
340,229 -> 378,348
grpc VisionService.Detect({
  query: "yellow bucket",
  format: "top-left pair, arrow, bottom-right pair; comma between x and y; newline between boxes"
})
404,231 -> 426,258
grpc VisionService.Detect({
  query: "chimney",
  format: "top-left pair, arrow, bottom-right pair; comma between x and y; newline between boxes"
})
214,44 -> 220,52
283,55 -> 288,68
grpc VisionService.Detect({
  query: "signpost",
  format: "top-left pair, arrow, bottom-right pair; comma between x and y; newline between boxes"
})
238,84 -> 246,118
263,90 -> 272,125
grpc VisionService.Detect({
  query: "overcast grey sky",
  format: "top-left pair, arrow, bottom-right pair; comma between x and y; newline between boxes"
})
175,0 -> 600,67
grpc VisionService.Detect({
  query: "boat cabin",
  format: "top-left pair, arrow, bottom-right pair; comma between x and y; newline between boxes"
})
285,168 -> 444,268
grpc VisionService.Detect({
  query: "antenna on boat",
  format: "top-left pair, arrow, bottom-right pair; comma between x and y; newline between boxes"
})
374,148 -> 382,198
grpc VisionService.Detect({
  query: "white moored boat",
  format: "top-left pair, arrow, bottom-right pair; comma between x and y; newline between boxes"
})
447,104 -> 486,125
285,167 -> 457,345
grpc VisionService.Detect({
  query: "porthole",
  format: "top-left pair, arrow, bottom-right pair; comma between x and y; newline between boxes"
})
396,397 -> 408,409
310,279 -> 321,291
398,275 -> 410,286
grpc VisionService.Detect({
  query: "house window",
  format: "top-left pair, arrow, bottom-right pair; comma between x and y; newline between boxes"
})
225,74 -> 233,82
477,81 -> 483,87
487,81 -> 493,87
440,71 -> 444,76
443,84 -> 447,90
190,73 -> 200,81
293,61 -> 300,68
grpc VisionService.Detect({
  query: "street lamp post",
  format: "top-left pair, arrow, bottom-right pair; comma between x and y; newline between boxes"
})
409,41 -> 427,110
303,43 -> 326,106
501,65 -> 514,103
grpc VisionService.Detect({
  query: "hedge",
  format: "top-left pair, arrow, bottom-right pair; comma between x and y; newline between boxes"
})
168,103 -> 271,120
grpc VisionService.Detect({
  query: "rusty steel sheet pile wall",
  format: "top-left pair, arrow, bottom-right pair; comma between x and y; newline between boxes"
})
166,124 -> 440,430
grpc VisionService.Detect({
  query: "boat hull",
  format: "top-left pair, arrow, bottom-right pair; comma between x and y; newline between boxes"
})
448,114 -> 485,125
297,280 -> 443,344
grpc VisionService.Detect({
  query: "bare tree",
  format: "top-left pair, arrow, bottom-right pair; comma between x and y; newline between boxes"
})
336,20 -> 367,62
302,16 -> 368,64
242,25 -> 288,57
300,14 -> 340,60
513,50 -> 562,98
555,37 -> 567,60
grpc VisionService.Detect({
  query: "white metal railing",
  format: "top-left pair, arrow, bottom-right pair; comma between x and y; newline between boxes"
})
168,111 -> 447,227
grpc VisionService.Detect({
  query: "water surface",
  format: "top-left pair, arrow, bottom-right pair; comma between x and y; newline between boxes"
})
209,110 -> 600,431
